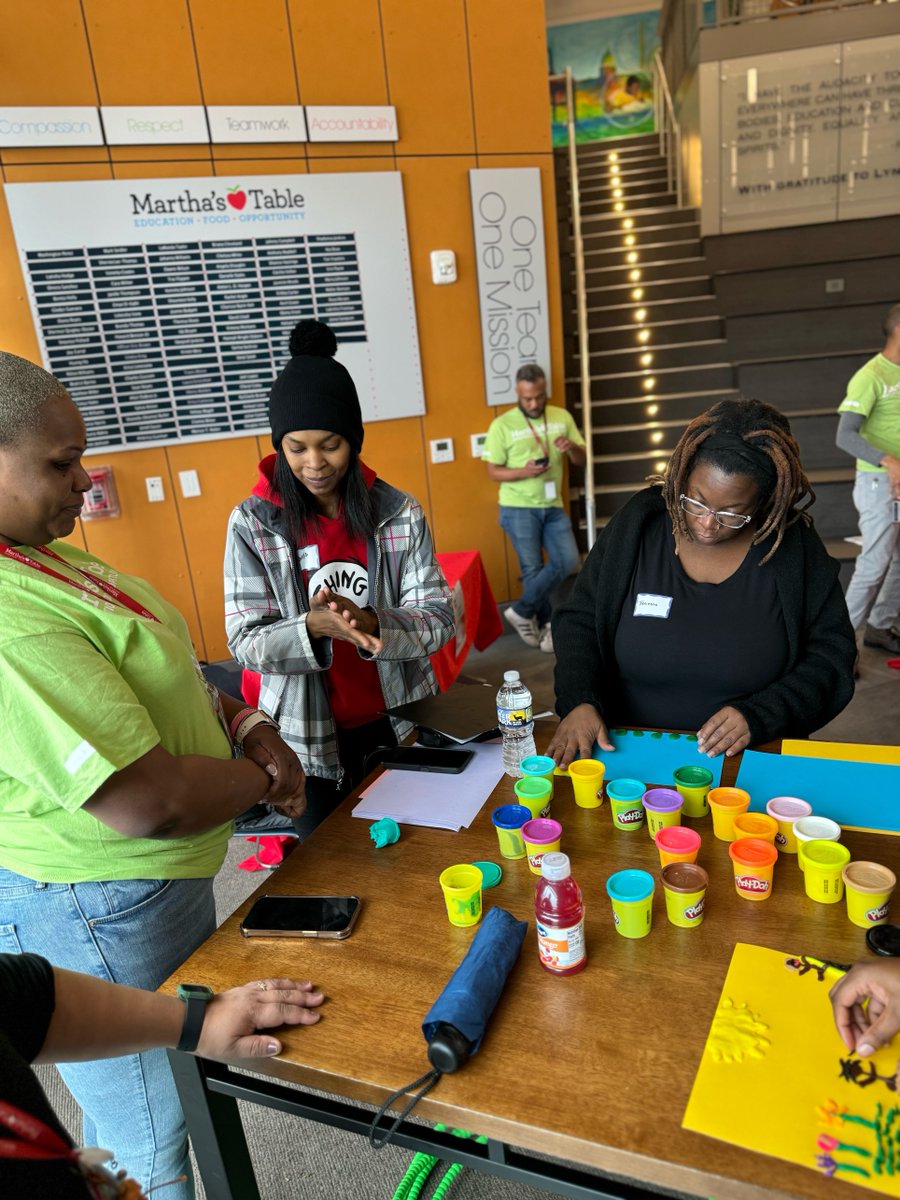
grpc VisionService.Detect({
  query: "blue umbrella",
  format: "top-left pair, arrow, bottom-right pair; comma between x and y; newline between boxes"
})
369,905 -> 528,1148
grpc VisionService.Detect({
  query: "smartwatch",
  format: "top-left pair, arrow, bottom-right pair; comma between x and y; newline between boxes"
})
175,983 -> 215,1053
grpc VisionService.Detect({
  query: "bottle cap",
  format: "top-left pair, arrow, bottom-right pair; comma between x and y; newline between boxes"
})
503,670 -> 520,683
541,851 -> 570,881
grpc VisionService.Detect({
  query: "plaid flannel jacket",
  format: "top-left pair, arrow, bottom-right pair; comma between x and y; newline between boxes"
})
224,478 -> 454,780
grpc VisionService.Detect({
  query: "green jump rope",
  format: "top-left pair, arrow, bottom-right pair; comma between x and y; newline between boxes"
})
391,1126 -> 487,1200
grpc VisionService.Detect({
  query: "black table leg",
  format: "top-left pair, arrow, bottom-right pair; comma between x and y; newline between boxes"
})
167,1050 -> 261,1200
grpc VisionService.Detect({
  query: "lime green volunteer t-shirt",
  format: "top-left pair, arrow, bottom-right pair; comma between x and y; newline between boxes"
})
837,353 -> 900,472
482,404 -> 585,508
0,543 -> 234,882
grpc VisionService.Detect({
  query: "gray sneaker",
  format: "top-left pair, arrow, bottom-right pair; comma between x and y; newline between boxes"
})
504,605 -> 540,647
863,623 -> 900,654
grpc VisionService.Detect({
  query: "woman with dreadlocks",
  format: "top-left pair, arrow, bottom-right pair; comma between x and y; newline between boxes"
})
548,396 -> 856,765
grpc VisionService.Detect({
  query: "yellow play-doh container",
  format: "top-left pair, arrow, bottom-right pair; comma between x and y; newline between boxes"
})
708,787 -> 751,842
802,840 -> 851,905
661,862 -> 709,928
672,764 -> 714,819
514,776 -> 552,820
728,837 -> 777,902
568,759 -> 606,809
765,796 -> 812,853
732,811 -> 779,846
438,864 -> 483,927
842,861 -> 897,928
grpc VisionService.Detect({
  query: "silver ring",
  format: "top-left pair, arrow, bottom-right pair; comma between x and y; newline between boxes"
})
256,980 -> 269,991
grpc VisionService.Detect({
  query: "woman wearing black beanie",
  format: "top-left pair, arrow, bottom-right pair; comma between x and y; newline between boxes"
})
225,321 -> 454,835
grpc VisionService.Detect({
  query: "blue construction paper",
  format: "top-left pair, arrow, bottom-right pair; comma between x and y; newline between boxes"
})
735,749 -> 900,832
591,728 -> 724,787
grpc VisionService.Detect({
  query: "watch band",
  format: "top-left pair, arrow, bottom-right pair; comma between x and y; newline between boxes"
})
176,984 -> 214,1053
233,710 -> 280,747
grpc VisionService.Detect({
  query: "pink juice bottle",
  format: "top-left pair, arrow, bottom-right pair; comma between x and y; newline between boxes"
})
535,851 -> 586,976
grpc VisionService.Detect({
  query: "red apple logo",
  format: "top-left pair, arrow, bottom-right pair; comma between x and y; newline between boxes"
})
227,185 -> 246,210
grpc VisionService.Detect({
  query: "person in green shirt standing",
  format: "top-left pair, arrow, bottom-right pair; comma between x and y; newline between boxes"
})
482,363 -> 586,653
836,303 -> 900,654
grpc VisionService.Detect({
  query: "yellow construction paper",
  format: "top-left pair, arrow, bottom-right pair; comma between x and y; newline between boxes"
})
785,740 -> 900,767
683,944 -> 900,1194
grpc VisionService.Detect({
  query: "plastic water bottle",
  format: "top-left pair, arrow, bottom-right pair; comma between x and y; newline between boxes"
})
535,851 -> 587,976
496,670 -> 536,777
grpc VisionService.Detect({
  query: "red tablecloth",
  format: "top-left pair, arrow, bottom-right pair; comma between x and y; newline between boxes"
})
431,549 -> 503,691
241,549 -> 501,706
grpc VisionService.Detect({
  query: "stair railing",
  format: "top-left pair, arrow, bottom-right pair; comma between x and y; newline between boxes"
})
550,66 -> 596,549
653,50 -> 683,209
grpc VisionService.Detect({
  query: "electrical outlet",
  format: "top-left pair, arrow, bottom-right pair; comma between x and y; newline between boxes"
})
470,432 -> 488,458
825,278 -> 845,294
429,438 -> 455,464
145,476 -> 165,503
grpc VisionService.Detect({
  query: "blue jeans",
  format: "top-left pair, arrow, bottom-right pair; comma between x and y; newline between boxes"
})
844,471 -> 900,631
499,505 -> 580,627
0,869 -> 217,1199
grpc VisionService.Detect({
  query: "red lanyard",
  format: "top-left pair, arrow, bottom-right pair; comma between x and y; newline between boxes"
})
0,543 -> 160,623
0,1099 -> 74,1161
524,413 -> 549,459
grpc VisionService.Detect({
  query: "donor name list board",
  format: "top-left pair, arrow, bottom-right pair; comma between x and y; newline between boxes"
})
6,174 -> 423,451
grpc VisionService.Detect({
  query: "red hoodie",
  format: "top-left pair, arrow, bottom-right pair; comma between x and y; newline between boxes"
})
246,455 -> 385,729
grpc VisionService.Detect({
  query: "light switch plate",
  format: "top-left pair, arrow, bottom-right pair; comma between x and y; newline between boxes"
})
430,249 -> 457,285
146,476 -> 165,503
429,437 -> 455,464
178,469 -> 201,498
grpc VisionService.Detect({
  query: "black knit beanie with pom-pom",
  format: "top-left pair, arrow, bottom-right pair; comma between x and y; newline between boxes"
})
267,319 -> 364,451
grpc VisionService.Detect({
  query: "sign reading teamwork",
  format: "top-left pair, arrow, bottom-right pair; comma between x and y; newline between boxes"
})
5,173 -> 423,452
0,107 -> 104,147
469,168 -> 551,405
206,105 -> 307,144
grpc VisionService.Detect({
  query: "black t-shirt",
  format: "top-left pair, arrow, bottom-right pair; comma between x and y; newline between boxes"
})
612,513 -> 789,731
0,953 -> 91,1199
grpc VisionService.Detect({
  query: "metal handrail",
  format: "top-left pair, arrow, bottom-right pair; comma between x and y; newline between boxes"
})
653,50 -> 683,209
562,66 -> 596,549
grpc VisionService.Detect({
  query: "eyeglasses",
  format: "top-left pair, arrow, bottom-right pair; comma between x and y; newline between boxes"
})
679,494 -> 753,530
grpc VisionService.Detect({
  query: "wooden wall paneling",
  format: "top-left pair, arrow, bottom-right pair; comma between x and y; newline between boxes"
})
1,148 -> 110,169
0,163 -> 114,360
165,436 -> 262,662
289,0 -> 392,160
380,0 -> 476,158
189,0 -> 300,104
81,446 -> 206,656
209,158 -> 308,176
397,154 -> 511,602
109,160 -> 213,180
466,0 -> 553,155
81,0 -> 203,103
0,1 -> 98,105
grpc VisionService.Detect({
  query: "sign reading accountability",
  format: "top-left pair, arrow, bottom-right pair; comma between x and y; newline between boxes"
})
206,105 -> 307,144
101,106 -> 209,145
0,107 -> 104,147
305,106 -> 397,142
5,173 -> 423,452
469,168 -> 551,405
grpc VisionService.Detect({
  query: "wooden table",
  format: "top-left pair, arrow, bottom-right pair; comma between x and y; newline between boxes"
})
162,740 -> 900,1200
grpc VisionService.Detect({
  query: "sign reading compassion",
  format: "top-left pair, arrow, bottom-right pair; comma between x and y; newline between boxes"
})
469,168 -> 552,405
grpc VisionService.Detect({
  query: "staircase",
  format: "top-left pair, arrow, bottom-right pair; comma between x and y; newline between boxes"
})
557,132 -> 736,531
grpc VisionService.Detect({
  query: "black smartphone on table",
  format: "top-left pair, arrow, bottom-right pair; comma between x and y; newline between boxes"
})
378,746 -> 474,774
240,895 -> 362,939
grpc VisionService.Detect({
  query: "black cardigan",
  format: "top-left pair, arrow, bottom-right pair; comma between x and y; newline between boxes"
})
552,488 -> 856,745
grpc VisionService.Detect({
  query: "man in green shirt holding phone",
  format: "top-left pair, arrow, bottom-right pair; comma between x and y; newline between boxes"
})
482,363 -> 586,653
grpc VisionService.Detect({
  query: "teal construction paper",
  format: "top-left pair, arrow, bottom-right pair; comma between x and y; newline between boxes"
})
591,729 -> 725,787
735,749 -> 900,832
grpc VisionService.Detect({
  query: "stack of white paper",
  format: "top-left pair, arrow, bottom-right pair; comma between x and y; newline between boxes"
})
351,740 -> 504,831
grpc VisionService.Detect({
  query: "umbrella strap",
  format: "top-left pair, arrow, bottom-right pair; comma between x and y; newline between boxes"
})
368,1067 -> 442,1150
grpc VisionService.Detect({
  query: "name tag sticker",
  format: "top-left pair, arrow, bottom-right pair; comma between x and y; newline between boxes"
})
298,544 -> 320,570
544,480 -> 558,501
633,593 -> 673,619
